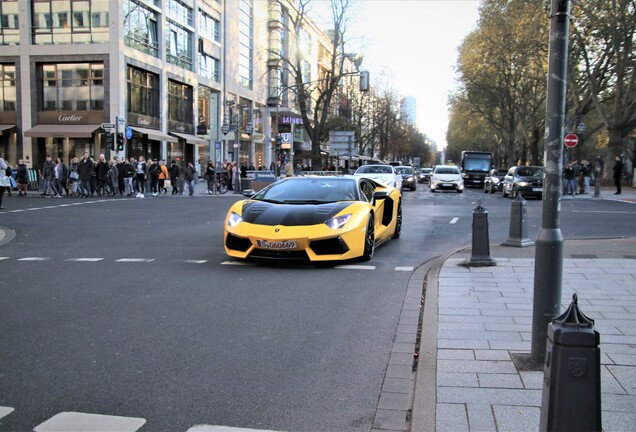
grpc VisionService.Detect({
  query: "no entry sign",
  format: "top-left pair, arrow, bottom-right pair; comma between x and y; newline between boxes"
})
564,133 -> 579,148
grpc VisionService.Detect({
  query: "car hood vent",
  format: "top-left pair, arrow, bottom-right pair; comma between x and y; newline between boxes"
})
241,201 -> 351,226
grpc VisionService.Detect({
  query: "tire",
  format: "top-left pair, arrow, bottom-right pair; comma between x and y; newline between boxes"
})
457,189 -> 463,193
362,215 -> 375,261
483,184 -> 488,193
512,187 -> 518,199
392,200 -> 402,239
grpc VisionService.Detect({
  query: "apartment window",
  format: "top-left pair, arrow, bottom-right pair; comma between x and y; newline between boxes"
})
238,0 -> 253,89
198,51 -> 219,82
127,66 -> 159,118
168,80 -> 193,124
41,63 -> 104,111
198,10 -> 220,43
0,0 -> 19,45
167,20 -> 193,69
123,0 -> 159,57
32,0 -> 109,44
0,64 -> 16,112
167,0 -> 192,26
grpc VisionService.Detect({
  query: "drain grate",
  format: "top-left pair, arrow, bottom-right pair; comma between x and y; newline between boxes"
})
623,255 -> 636,259
571,254 -> 598,259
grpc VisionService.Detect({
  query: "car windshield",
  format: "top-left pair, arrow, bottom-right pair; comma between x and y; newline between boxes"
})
356,165 -> 393,174
395,167 -> 413,175
422,169 -> 432,173
435,167 -> 460,175
251,177 -> 359,203
517,167 -> 543,177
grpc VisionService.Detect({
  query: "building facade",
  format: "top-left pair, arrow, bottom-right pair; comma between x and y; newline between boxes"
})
0,0 -> 347,173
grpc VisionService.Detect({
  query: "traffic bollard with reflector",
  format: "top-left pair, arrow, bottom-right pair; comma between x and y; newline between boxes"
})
502,194 -> 535,247
465,200 -> 496,267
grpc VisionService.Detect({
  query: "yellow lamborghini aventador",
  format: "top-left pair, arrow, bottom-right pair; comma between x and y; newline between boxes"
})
224,175 -> 402,262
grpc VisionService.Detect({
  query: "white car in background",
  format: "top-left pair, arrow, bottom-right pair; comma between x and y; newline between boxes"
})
430,165 -> 464,193
354,164 -> 403,191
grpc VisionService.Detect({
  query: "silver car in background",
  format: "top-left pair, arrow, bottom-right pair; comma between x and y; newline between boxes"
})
354,164 -> 403,191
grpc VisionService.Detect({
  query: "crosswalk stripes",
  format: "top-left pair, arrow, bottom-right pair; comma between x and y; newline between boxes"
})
1,256 -> 419,272
33,412 -> 146,432
0,406 -> 14,420
0,407 -> 283,432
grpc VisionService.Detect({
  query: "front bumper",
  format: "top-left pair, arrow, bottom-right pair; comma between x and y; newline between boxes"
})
224,222 -> 366,261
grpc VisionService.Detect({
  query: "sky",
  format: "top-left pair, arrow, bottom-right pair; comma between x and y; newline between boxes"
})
310,0 -> 481,150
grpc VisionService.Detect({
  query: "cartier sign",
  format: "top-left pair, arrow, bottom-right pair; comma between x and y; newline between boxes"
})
38,111 -> 102,124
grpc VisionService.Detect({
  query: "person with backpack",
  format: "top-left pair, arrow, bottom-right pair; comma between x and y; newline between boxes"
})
16,159 -> 29,197
168,160 -> 180,195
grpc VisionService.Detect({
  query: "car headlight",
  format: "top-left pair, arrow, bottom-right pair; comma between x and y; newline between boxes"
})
325,214 -> 351,230
518,181 -> 529,187
227,211 -> 243,227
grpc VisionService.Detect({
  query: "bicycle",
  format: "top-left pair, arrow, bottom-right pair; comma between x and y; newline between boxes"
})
211,174 -> 228,194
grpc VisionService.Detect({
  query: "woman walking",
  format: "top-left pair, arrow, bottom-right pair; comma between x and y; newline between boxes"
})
135,156 -> 147,198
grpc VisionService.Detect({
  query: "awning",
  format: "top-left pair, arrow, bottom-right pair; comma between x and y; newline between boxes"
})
24,124 -> 100,138
170,132 -> 208,146
130,126 -> 178,143
0,124 -> 16,134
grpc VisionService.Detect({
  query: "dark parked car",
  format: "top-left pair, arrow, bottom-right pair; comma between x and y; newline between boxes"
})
418,167 -> 432,183
502,166 -> 544,199
483,169 -> 508,194
395,166 -> 417,191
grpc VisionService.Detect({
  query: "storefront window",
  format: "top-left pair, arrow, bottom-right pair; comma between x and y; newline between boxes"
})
0,64 -> 16,112
41,63 -> 104,111
168,80 -> 192,125
127,66 -> 159,118
123,0 -> 159,57
32,0 -> 109,44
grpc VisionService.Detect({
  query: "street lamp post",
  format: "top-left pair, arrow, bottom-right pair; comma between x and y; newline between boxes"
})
221,100 -> 253,194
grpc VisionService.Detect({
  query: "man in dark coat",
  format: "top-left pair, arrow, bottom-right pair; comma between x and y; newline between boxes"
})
95,154 -> 109,196
40,155 -> 54,196
613,155 -> 624,195
77,152 -> 95,198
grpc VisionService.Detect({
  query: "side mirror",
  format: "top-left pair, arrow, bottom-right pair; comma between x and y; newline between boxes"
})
373,190 -> 390,199
242,189 -> 255,198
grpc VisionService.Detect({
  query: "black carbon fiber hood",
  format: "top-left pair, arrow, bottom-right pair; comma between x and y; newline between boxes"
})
241,201 -> 352,226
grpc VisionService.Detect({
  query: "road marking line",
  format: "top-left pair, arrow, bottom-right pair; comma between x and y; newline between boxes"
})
8,209 -> 25,212
182,259 -> 208,264
65,258 -> 104,262
0,406 -> 14,420
17,257 -> 49,261
395,266 -> 414,271
115,258 -> 155,263
450,217 -> 459,224
0,257 -> 10,261
335,264 -> 376,270
34,411 -> 146,432
26,208 -> 41,211
221,260 -> 256,266
187,425 -> 283,432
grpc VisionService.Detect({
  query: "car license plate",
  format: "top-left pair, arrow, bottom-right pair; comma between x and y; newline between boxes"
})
442,183 -> 453,187
532,187 -> 542,192
257,239 -> 298,250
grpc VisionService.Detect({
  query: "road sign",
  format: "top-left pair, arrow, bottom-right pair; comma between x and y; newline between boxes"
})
125,126 -> 133,140
101,123 -> 115,129
564,133 -> 579,148
280,132 -> 292,143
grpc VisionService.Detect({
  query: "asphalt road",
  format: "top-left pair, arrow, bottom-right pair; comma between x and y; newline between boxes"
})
1,185 -> 635,431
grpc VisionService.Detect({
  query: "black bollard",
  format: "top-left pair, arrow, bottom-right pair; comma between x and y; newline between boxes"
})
465,200 -> 496,267
502,194 -> 535,247
540,293 -> 602,432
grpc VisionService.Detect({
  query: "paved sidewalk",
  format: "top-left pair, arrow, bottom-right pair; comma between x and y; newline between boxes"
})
412,238 -> 636,432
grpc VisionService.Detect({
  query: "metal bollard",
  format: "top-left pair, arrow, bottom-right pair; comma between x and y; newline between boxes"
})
501,194 -> 534,247
540,293 -> 601,432
465,200 -> 496,267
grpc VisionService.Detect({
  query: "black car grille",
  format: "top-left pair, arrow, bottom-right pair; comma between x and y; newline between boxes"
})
250,249 -> 310,260
309,237 -> 349,255
225,233 -> 252,252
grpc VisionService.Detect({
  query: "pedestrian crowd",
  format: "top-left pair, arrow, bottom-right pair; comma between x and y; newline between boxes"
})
562,155 -> 626,196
